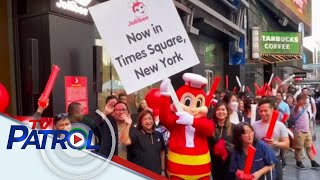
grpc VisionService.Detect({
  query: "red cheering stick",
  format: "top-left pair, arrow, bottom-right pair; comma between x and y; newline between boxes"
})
311,143 -> 317,156
266,110 -> 279,139
281,113 -> 289,123
272,76 -> 282,84
244,145 -> 256,174
226,75 -> 229,90
233,86 -> 237,94
38,65 -> 60,108
206,76 -> 221,107
246,86 -> 251,93
254,83 -> 262,96
261,83 -> 268,94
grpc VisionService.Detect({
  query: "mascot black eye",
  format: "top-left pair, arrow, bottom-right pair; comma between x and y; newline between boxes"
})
184,97 -> 192,106
196,98 -> 202,107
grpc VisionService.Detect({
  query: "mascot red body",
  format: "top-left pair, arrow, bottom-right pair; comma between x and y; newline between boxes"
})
157,73 -> 214,180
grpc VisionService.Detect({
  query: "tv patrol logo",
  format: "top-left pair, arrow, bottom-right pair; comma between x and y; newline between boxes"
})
128,0 -> 149,26
5,110 -> 116,180
6,117 -> 98,150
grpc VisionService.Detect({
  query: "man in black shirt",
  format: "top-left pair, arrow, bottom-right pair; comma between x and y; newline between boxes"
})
94,95 -> 119,158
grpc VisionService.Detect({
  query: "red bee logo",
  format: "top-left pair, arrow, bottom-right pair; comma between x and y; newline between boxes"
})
129,0 -> 148,17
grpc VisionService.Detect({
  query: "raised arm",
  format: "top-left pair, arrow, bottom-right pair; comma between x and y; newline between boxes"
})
159,96 -> 177,130
119,114 -> 133,145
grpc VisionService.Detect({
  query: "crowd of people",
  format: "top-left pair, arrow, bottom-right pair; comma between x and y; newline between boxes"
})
49,87 -> 320,180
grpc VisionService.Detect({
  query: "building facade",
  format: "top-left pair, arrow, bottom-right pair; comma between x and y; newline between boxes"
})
0,0 -> 312,116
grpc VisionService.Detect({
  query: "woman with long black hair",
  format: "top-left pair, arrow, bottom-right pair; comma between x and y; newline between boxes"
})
229,122 -> 277,180
208,101 -> 235,180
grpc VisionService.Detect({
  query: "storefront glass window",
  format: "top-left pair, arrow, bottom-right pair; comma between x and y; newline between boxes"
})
199,35 -> 223,93
245,64 -> 263,94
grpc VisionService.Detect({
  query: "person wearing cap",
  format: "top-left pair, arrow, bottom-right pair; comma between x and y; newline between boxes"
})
157,73 -> 214,180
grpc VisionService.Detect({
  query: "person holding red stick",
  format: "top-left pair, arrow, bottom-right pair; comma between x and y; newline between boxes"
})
230,122 -> 277,180
252,98 -> 289,180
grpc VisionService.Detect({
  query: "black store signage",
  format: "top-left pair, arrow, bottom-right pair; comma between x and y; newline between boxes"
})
293,72 -> 307,78
50,0 -> 100,22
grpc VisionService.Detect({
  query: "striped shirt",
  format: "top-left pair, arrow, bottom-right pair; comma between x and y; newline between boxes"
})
117,123 -> 127,159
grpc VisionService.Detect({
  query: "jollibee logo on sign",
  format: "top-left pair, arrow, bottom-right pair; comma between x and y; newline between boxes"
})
129,0 -> 148,17
128,0 -> 149,26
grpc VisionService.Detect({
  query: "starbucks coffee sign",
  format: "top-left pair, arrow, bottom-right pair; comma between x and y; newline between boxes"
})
260,32 -> 301,55
56,0 -> 92,16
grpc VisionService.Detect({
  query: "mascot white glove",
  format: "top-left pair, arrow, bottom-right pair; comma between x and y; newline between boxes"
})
176,111 -> 194,126
160,78 -> 171,96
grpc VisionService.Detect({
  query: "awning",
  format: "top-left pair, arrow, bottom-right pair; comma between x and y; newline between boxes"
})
260,54 -> 302,64
247,46 -> 312,64
247,54 -> 302,64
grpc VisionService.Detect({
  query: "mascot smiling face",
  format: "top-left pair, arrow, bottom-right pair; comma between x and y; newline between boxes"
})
176,73 -> 208,119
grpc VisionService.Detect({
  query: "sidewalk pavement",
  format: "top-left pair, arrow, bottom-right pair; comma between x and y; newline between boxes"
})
283,126 -> 320,180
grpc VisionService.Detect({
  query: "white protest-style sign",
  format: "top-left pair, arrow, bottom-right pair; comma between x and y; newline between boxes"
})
89,0 -> 200,94
56,0 -> 92,15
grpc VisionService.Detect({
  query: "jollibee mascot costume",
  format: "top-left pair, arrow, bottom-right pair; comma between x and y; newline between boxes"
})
158,73 -> 215,180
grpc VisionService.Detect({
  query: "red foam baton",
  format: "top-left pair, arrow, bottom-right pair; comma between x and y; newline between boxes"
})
226,75 -> 229,90
266,110 -> 279,139
254,83 -> 261,95
233,86 -> 237,94
262,83 -> 268,94
311,143 -> 317,156
206,76 -> 221,107
246,86 -> 251,93
281,113 -> 289,123
38,65 -> 60,108
273,76 -> 282,84
244,145 -> 256,174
